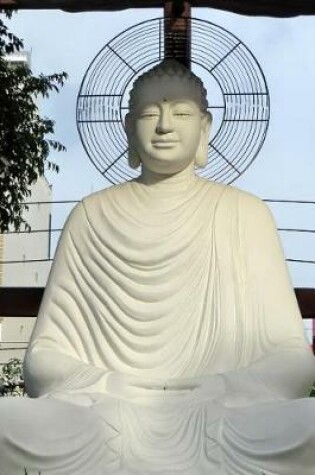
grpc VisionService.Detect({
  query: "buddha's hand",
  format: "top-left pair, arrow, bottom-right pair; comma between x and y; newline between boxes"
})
106,372 -> 193,400
165,374 -> 226,403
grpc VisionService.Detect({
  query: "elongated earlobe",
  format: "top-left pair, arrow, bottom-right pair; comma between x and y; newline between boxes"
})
128,148 -> 141,169
195,111 -> 212,168
195,147 -> 208,168
125,113 -> 142,169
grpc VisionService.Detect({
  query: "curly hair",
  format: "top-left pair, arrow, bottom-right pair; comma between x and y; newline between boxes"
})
129,59 -> 208,113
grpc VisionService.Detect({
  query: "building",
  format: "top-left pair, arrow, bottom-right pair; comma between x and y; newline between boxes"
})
0,51 -> 52,365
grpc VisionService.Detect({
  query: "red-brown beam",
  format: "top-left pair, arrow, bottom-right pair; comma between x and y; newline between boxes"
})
164,1 -> 191,68
1,287 -> 315,318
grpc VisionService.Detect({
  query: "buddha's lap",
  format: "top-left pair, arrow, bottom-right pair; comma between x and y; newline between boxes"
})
0,397 -> 107,455
221,398 -> 315,474
0,395 -> 314,474
0,394 -> 314,443
0,396 -> 99,433
223,397 -> 315,447
0,397 -> 113,475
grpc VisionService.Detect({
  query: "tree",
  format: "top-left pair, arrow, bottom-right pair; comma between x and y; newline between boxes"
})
0,357 -> 24,397
0,11 -> 68,233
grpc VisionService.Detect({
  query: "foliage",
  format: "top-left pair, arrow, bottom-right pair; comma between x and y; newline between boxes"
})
0,10 -> 68,232
0,357 -> 25,396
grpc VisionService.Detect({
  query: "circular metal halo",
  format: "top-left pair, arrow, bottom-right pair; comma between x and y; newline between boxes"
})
77,17 -> 270,184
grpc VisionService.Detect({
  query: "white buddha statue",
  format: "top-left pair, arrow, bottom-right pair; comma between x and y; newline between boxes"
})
0,60 -> 315,475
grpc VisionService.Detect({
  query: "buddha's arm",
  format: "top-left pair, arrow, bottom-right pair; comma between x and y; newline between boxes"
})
229,193 -> 315,401
25,348 -> 166,401
171,193 -> 315,406
24,202 -> 111,400
219,346 -> 315,406
24,348 -> 111,399
168,346 -> 314,406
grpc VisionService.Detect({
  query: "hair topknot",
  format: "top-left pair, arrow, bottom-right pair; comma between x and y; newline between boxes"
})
129,59 -> 208,112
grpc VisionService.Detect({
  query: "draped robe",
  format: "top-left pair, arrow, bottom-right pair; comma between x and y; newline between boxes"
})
1,178 -> 315,475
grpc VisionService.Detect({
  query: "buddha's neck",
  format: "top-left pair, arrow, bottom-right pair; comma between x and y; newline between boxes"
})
137,164 -> 197,192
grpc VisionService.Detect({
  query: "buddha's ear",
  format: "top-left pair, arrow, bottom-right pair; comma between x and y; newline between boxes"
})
125,112 -> 141,169
195,111 -> 212,168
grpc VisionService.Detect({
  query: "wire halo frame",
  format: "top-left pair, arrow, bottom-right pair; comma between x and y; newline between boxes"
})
76,17 -> 270,185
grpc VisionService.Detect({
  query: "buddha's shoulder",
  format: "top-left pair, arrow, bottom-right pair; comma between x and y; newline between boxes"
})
64,183 -> 132,226
199,178 -> 267,211
81,182 -> 133,209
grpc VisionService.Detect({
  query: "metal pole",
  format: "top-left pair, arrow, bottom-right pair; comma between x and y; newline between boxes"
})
164,1 -> 191,69
48,213 -> 52,260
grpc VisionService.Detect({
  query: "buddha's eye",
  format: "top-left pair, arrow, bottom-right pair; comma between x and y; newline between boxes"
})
139,110 -> 159,118
172,110 -> 193,117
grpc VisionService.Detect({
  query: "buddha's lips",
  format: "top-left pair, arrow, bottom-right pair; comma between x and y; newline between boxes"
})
152,140 -> 179,147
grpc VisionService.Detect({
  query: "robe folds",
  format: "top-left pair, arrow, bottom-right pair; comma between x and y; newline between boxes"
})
1,178 -> 315,475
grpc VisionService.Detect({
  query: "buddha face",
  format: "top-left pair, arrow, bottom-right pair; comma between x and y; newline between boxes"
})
126,75 -> 211,175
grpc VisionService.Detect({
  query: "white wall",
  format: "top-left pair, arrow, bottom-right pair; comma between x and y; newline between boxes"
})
3,176 -> 52,287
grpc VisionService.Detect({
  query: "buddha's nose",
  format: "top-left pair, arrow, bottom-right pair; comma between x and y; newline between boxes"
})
156,108 -> 173,134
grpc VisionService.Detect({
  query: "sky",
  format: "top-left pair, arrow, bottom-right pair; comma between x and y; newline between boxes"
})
6,6 -> 315,288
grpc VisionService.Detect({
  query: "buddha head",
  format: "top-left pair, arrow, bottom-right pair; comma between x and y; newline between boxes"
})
125,60 -> 212,174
